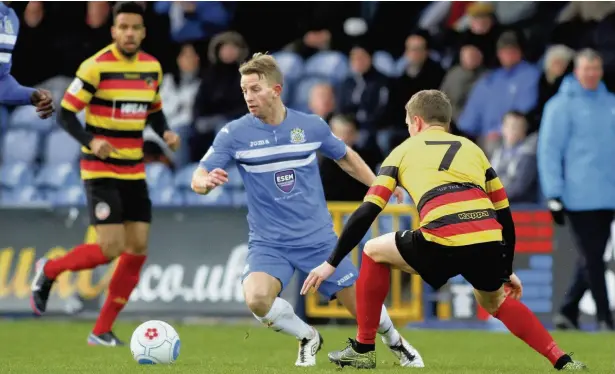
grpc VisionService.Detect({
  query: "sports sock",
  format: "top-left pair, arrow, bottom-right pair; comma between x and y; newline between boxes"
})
92,253 -> 146,335
493,297 -> 567,366
44,244 -> 110,280
378,305 -> 401,346
253,297 -> 314,340
356,251 -> 390,346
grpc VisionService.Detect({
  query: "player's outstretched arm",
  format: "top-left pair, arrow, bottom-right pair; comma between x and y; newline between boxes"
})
0,73 -> 36,106
191,166 -> 228,195
485,166 -> 516,277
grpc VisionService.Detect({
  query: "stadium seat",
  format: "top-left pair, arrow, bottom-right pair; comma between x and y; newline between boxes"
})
8,105 -> 55,133
174,163 -> 199,190
34,162 -> 80,190
272,51 -> 304,85
304,51 -> 350,83
52,185 -> 86,206
43,130 -> 81,165
146,162 -> 174,190
0,185 -> 43,206
0,161 -> 34,189
1,129 -> 40,164
291,76 -> 330,112
183,188 -> 232,206
372,51 -> 397,77
150,186 -> 183,206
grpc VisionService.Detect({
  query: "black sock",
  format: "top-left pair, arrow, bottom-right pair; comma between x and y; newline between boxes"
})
554,354 -> 572,370
353,340 -> 375,354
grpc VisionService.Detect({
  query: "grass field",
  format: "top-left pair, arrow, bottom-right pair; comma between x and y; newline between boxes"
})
0,320 -> 613,373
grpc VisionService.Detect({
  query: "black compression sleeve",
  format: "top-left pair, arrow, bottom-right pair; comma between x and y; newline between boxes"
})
496,206 -> 516,276
327,202 -> 382,267
148,110 -> 170,138
58,107 -> 94,148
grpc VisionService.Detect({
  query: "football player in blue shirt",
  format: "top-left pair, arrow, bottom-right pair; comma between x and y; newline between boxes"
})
192,53 -> 424,368
0,2 -> 54,117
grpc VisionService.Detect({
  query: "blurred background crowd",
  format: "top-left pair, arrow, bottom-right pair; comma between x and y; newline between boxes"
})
1,1 -> 614,208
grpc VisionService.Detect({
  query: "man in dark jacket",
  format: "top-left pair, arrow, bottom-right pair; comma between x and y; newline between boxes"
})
338,43 -> 389,138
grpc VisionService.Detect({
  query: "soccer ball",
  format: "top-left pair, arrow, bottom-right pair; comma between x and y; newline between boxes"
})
130,320 -> 181,364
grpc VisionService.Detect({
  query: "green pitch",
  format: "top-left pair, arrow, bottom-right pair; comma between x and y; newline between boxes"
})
0,320 -> 613,373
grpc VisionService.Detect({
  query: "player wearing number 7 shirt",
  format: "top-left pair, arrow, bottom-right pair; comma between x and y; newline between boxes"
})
191,52 -> 424,368
302,90 -> 586,371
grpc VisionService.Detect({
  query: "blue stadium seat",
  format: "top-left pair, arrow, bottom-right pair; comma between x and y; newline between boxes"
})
183,188 -> 232,206
150,186 -> 183,206
291,76 -> 329,112
43,130 -> 81,165
52,185 -> 87,206
1,129 -> 40,164
174,163 -> 199,190
272,51 -> 304,85
146,162 -> 174,190
0,161 -> 34,189
34,163 -> 80,190
0,185 -> 43,206
304,51 -> 350,83
372,51 -> 396,77
227,166 -> 243,189
8,105 -> 55,133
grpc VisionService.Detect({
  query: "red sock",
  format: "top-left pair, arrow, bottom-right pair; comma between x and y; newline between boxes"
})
493,297 -> 566,365
356,252 -> 390,345
92,253 -> 146,335
44,244 -> 110,279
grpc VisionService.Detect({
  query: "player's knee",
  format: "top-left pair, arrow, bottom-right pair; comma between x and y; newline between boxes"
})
98,237 -> 125,258
245,289 -> 276,317
474,288 -> 506,315
125,243 -> 148,256
363,239 -> 384,263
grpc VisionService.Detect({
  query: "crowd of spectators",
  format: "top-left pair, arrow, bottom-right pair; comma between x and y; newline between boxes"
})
2,1 -> 615,207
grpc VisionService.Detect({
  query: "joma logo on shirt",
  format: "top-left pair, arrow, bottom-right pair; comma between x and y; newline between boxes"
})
250,140 -> 270,147
458,211 -> 490,220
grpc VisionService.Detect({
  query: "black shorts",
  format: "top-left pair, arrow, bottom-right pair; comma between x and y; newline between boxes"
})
84,178 -> 152,225
395,229 -> 509,292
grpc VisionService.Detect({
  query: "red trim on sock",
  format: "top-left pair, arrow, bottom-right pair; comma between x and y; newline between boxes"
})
44,244 -> 109,279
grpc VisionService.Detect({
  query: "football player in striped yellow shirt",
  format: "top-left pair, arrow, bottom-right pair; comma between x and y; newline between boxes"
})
30,2 -> 179,347
302,90 -> 586,371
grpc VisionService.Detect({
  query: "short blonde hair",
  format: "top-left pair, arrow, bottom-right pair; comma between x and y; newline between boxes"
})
239,53 -> 284,86
405,90 -> 452,129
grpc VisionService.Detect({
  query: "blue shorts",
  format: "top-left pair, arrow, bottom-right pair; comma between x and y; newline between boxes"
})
243,237 -> 357,299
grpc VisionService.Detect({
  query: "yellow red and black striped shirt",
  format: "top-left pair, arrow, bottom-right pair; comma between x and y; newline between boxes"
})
364,128 -> 510,247
60,43 -> 163,180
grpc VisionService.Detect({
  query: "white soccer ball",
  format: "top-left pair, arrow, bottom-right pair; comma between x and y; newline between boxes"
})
130,320 -> 181,365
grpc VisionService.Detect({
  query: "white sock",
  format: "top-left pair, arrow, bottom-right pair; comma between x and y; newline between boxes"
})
378,305 -> 401,345
254,297 -> 314,340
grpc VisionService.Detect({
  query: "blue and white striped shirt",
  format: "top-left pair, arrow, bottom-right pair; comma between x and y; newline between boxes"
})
0,2 -> 35,106
200,109 -> 347,248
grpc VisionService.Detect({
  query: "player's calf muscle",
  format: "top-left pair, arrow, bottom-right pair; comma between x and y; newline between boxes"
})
473,287 -> 506,314
96,224 -> 125,258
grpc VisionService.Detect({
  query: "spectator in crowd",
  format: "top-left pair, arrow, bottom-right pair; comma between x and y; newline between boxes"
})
153,1 -> 234,44
338,43 -> 389,138
382,30 -> 444,152
308,83 -> 336,123
527,44 -> 574,133
320,114 -> 382,202
456,2 -> 538,30
552,1 -> 615,50
439,40 -> 487,130
452,3 -> 501,68
158,43 -> 202,167
457,30 -> 540,156
489,111 -> 538,203
538,49 -> 615,332
191,31 -> 249,162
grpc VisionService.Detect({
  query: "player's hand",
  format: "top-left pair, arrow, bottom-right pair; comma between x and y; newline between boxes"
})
505,273 -> 523,300
163,130 -> 180,152
547,198 -> 565,226
89,138 -> 117,160
192,168 -> 228,194
301,261 -> 336,295
392,186 -> 405,204
30,89 -> 54,119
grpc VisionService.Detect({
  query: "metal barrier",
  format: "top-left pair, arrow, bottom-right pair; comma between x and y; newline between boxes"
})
305,202 -> 424,324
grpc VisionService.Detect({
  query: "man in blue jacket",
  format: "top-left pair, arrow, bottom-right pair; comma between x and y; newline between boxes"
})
538,48 -> 615,331
0,2 -> 53,117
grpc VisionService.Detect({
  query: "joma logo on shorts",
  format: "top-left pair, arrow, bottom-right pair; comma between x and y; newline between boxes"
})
458,211 -> 489,220
337,272 -> 354,286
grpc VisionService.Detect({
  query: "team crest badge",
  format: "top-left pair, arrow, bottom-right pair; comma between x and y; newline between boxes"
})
290,128 -> 306,144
